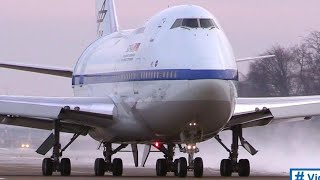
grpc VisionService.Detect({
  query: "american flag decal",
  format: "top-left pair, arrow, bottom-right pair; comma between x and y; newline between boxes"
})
126,43 -> 141,53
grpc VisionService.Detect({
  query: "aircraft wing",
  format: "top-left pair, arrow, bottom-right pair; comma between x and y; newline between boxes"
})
0,96 -> 115,134
235,55 -> 275,62
0,61 -> 73,77
226,96 -> 320,129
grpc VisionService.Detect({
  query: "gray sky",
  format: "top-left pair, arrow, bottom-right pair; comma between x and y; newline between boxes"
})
0,0 -> 320,96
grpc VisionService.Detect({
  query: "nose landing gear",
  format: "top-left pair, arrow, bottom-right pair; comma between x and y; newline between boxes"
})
179,144 -> 203,177
152,143 -> 203,178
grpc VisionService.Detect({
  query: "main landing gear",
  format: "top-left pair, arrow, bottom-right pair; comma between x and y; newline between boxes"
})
41,119 -> 85,176
40,119 -> 127,177
94,143 -> 127,176
215,125 -> 258,177
154,143 -> 203,178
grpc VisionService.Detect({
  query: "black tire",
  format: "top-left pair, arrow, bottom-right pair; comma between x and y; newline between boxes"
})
42,158 -> 53,176
173,159 -> 179,176
94,158 -> 105,176
220,159 -> 232,177
177,157 -> 188,177
112,158 -> 123,176
156,159 -> 167,176
194,157 -> 203,177
238,159 -> 250,177
60,158 -> 71,176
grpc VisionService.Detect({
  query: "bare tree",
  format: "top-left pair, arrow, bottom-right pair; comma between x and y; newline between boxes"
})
238,31 -> 320,97
238,46 -> 295,97
292,31 -> 320,95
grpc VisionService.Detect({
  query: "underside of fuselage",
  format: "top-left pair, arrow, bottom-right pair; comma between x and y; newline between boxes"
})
78,79 -> 236,144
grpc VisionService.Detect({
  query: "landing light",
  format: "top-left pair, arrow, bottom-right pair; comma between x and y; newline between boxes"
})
155,142 -> 160,148
187,145 -> 192,150
21,144 -> 30,148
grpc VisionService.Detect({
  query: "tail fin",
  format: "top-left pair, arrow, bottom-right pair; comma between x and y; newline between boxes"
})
96,0 -> 119,38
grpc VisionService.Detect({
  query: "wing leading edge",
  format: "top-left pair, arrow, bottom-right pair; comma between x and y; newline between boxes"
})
0,96 -> 115,133
227,96 -> 320,129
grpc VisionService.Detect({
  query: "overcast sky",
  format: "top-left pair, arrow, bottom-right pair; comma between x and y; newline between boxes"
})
0,0 -> 320,96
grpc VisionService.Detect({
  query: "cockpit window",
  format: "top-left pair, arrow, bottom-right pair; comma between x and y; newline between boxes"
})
171,19 -> 183,29
200,19 -> 216,28
182,19 -> 199,28
171,18 -> 218,29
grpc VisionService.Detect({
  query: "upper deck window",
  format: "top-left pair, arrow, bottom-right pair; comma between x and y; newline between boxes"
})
171,18 -> 218,29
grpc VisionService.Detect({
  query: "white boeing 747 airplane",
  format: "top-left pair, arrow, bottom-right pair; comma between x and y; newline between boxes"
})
1,0 -> 320,178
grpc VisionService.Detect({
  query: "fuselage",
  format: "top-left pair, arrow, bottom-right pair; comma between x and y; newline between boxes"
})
72,5 -> 238,143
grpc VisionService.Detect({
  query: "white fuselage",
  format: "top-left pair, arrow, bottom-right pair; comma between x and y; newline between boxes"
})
72,5 -> 238,143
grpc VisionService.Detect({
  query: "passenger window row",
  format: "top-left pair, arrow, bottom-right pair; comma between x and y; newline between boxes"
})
118,71 -> 177,81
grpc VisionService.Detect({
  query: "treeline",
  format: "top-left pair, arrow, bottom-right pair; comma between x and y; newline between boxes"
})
238,31 -> 320,97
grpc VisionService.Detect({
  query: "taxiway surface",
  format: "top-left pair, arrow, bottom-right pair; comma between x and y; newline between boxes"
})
0,163 -> 288,180
0,148 -> 288,179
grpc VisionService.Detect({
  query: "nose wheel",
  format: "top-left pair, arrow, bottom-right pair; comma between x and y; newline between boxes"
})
176,157 -> 188,177
153,143 -> 203,178
193,157 -> 203,177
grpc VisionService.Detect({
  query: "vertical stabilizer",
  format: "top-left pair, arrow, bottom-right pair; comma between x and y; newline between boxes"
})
96,0 -> 119,38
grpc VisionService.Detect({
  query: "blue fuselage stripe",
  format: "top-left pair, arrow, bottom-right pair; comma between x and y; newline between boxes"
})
72,69 -> 238,85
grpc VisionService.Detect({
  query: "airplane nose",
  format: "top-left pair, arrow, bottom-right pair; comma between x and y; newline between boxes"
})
138,79 -> 236,140
188,79 -> 235,102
